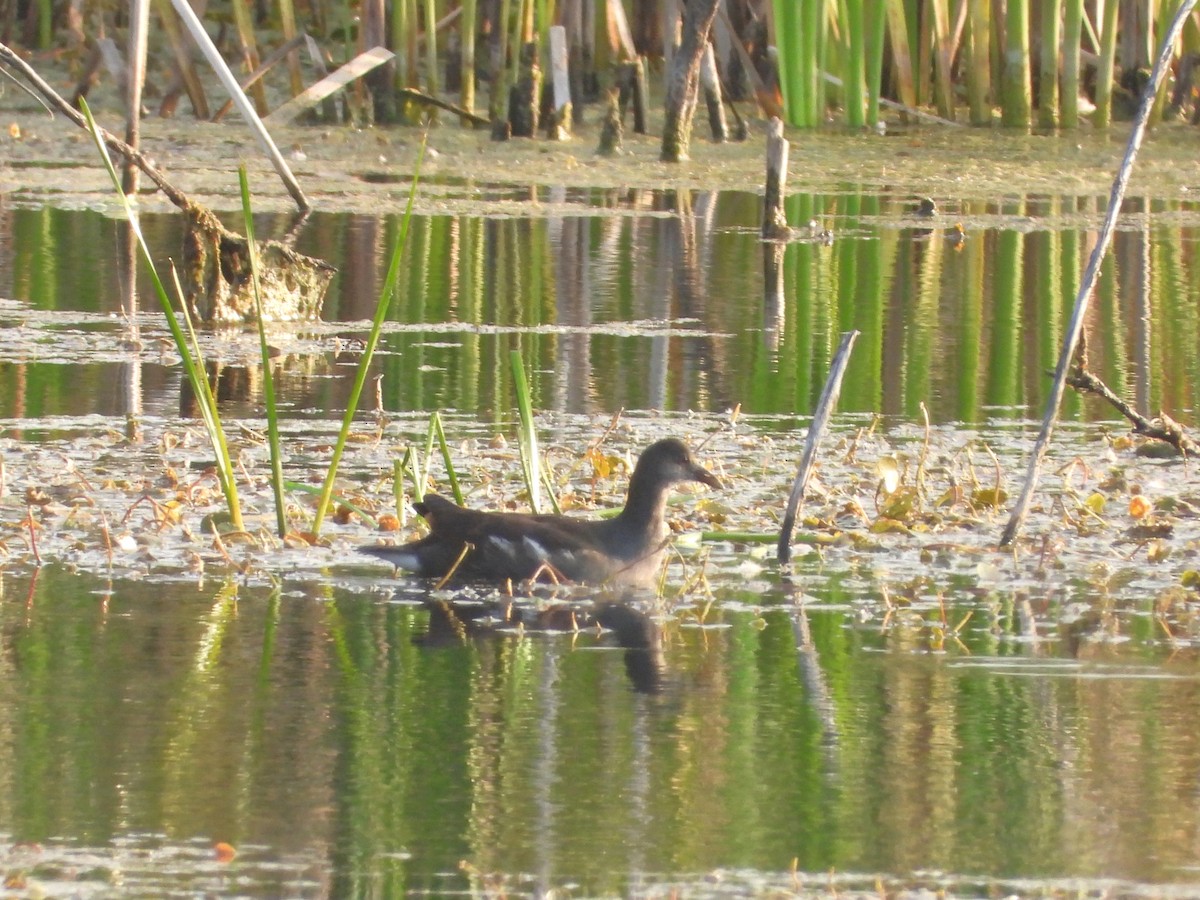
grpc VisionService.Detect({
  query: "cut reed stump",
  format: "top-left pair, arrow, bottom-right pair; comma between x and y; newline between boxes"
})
509,42 -> 541,137
597,89 -> 624,156
616,58 -> 650,135
700,43 -> 727,141
762,118 -> 791,240
0,40 -> 335,324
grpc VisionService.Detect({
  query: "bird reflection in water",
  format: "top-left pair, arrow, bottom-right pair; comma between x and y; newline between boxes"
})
413,595 -> 665,694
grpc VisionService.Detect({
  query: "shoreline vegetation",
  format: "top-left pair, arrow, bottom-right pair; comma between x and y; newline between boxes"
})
3,1 -> 1199,152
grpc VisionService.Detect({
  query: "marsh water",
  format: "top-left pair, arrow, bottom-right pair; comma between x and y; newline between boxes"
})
4,169 -> 1200,897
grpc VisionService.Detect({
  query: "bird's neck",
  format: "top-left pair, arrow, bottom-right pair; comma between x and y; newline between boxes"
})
615,471 -> 669,534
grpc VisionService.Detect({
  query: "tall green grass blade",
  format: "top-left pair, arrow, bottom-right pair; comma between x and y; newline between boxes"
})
509,348 -> 542,513
865,0 -> 886,125
429,411 -> 464,505
238,166 -> 287,537
884,0 -> 917,111
460,0 -> 477,120
1061,0 -> 1082,128
423,0 -> 440,119
930,0 -> 955,119
402,445 -> 423,501
803,0 -> 822,124
311,134 -> 427,535
168,264 -> 242,526
80,98 -> 243,531
393,457 -> 406,524
772,0 -> 804,124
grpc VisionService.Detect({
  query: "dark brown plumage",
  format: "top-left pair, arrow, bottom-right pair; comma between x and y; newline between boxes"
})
359,438 -> 720,586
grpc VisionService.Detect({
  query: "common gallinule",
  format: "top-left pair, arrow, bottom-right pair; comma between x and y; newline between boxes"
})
359,438 -> 721,586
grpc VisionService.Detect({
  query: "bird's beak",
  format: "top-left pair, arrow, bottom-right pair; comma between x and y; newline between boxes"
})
692,465 -> 722,490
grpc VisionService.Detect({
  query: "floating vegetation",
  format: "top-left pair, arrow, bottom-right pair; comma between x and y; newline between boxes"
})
1,404 -> 1198,651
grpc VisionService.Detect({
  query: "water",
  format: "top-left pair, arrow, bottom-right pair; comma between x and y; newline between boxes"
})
3,183 -> 1200,896
4,568 -> 1200,897
3,188 -> 1200,424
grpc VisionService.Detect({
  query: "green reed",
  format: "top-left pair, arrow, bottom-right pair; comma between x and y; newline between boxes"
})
238,167 -> 287,537
510,348 -> 544,513
81,99 -> 244,532
311,135 -> 426,535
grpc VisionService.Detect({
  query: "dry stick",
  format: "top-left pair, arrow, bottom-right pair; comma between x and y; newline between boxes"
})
212,34 -> 308,122
398,87 -> 490,126
1067,363 -> 1200,455
0,41 -> 189,209
998,0 -> 1197,548
778,330 -> 860,564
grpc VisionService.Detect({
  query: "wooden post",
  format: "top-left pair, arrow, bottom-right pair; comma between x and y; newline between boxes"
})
762,117 -> 790,240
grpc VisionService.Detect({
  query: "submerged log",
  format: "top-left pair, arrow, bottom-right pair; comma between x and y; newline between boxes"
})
180,205 -> 335,324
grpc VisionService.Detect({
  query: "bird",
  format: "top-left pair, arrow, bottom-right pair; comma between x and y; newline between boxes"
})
359,438 -> 721,587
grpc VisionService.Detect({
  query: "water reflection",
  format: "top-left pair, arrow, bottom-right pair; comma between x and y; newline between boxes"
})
417,594 -> 664,694
4,567 -> 1200,894
2,187 -> 1200,423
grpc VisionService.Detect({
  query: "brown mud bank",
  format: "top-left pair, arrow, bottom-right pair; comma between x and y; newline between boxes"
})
3,77 -> 1200,218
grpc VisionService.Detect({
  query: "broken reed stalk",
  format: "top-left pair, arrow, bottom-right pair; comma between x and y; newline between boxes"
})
778,330 -> 860,564
762,118 -> 790,240
167,0 -> 308,210
0,40 -> 332,324
998,0 -> 1198,548
0,40 -> 189,207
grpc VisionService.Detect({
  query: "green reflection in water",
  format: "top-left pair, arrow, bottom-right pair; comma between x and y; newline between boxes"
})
4,191 -> 1200,423
3,566 -> 1200,895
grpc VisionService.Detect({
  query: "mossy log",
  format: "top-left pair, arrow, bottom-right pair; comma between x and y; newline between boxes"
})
181,204 -> 335,323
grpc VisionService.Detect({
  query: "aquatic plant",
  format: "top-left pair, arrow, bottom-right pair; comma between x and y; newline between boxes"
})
82,99 -> 245,533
